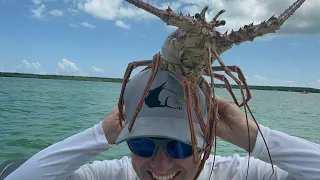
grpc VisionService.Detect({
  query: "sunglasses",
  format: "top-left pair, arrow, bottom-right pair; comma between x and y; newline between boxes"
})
127,137 -> 194,159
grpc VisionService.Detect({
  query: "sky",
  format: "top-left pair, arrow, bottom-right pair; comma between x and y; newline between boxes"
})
0,0 -> 319,88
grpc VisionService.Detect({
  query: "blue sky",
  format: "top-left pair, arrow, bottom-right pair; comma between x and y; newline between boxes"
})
0,0 -> 319,88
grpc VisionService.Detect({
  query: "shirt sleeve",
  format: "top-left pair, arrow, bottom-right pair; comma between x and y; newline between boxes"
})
4,122 -> 116,180
201,124 -> 320,180
5,122 -> 320,180
248,124 -> 320,180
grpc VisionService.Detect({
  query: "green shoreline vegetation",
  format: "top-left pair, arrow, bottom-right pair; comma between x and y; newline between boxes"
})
1,72 -> 319,93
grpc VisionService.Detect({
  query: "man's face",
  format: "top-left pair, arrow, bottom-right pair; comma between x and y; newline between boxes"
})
131,147 -> 200,180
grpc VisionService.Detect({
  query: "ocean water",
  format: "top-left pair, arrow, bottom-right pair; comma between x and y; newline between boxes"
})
0,77 -> 319,164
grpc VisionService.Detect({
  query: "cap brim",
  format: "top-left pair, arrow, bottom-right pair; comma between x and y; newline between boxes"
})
115,116 -> 205,149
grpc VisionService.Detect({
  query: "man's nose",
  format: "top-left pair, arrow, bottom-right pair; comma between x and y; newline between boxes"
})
150,147 -> 174,173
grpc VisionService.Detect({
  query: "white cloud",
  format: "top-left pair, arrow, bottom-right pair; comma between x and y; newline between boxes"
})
69,22 -> 96,28
77,0 -> 154,21
209,74 -> 317,88
252,75 -> 267,82
15,60 -> 42,74
18,60 -> 41,69
49,9 -> 64,17
92,66 -> 104,73
245,74 -> 268,86
77,0 -> 120,20
57,58 -> 82,73
56,58 -> 104,76
30,1 -> 63,20
284,80 -> 298,87
31,4 -> 45,19
115,20 -> 130,29
165,25 -> 178,33
64,0 -> 77,6
80,22 -> 96,28
71,0 -> 319,35
31,0 -> 41,5
68,23 -> 78,27
68,8 -> 79,15
76,0 -> 182,23
297,80 -> 320,89
244,75 -> 316,88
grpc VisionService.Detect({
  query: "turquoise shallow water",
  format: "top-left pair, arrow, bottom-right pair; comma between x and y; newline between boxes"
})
0,77 -> 319,163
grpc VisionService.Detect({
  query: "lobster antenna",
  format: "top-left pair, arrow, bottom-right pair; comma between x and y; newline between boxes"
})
200,6 -> 209,21
210,9 -> 226,27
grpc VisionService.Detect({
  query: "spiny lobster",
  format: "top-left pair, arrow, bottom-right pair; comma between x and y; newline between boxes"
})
117,0 -> 306,179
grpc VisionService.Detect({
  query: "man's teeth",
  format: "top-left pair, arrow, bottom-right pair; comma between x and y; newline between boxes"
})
151,172 -> 177,180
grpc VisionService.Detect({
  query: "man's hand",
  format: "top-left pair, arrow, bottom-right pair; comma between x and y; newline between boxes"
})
215,96 -> 259,152
102,106 -> 126,144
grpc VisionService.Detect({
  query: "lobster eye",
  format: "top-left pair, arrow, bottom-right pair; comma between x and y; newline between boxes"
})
195,13 -> 201,19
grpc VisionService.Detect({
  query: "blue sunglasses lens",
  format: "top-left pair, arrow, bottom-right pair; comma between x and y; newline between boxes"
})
127,138 -> 193,159
128,138 -> 155,158
167,140 -> 193,158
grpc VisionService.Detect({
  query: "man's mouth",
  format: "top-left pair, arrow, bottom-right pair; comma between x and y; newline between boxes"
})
147,170 -> 181,180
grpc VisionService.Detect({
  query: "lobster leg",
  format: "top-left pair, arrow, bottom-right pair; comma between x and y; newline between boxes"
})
201,72 -> 242,179
205,70 -> 247,107
211,48 -> 274,177
180,78 -> 199,165
192,88 -> 207,136
118,60 -> 153,127
196,98 -> 219,180
211,49 -> 248,113
197,77 -> 212,116
211,65 -> 251,107
127,53 -> 162,132
181,77 -> 219,180
197,76 -> 214,137
211,48 -> 253,179
205,42 -> 215,123
213,73 -> 239,104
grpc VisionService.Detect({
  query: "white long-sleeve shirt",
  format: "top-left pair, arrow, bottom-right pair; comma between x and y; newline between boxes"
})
5,122 -> 320,180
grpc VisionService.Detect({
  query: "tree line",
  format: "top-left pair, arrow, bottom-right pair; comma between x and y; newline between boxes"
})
1,72 -> 319,93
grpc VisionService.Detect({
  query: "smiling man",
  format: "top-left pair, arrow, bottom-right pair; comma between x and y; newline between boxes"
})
4,68 -> 320,180
113,69 -> 213,180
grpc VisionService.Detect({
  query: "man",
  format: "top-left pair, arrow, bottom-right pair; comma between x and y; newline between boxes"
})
5,69 -> 320,180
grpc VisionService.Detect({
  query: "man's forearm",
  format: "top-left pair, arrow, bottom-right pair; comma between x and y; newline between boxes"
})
5,122 -> 110,180
252,124 -> 320,180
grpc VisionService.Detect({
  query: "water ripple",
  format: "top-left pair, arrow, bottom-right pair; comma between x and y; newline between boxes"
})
0,77 -> 319,163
